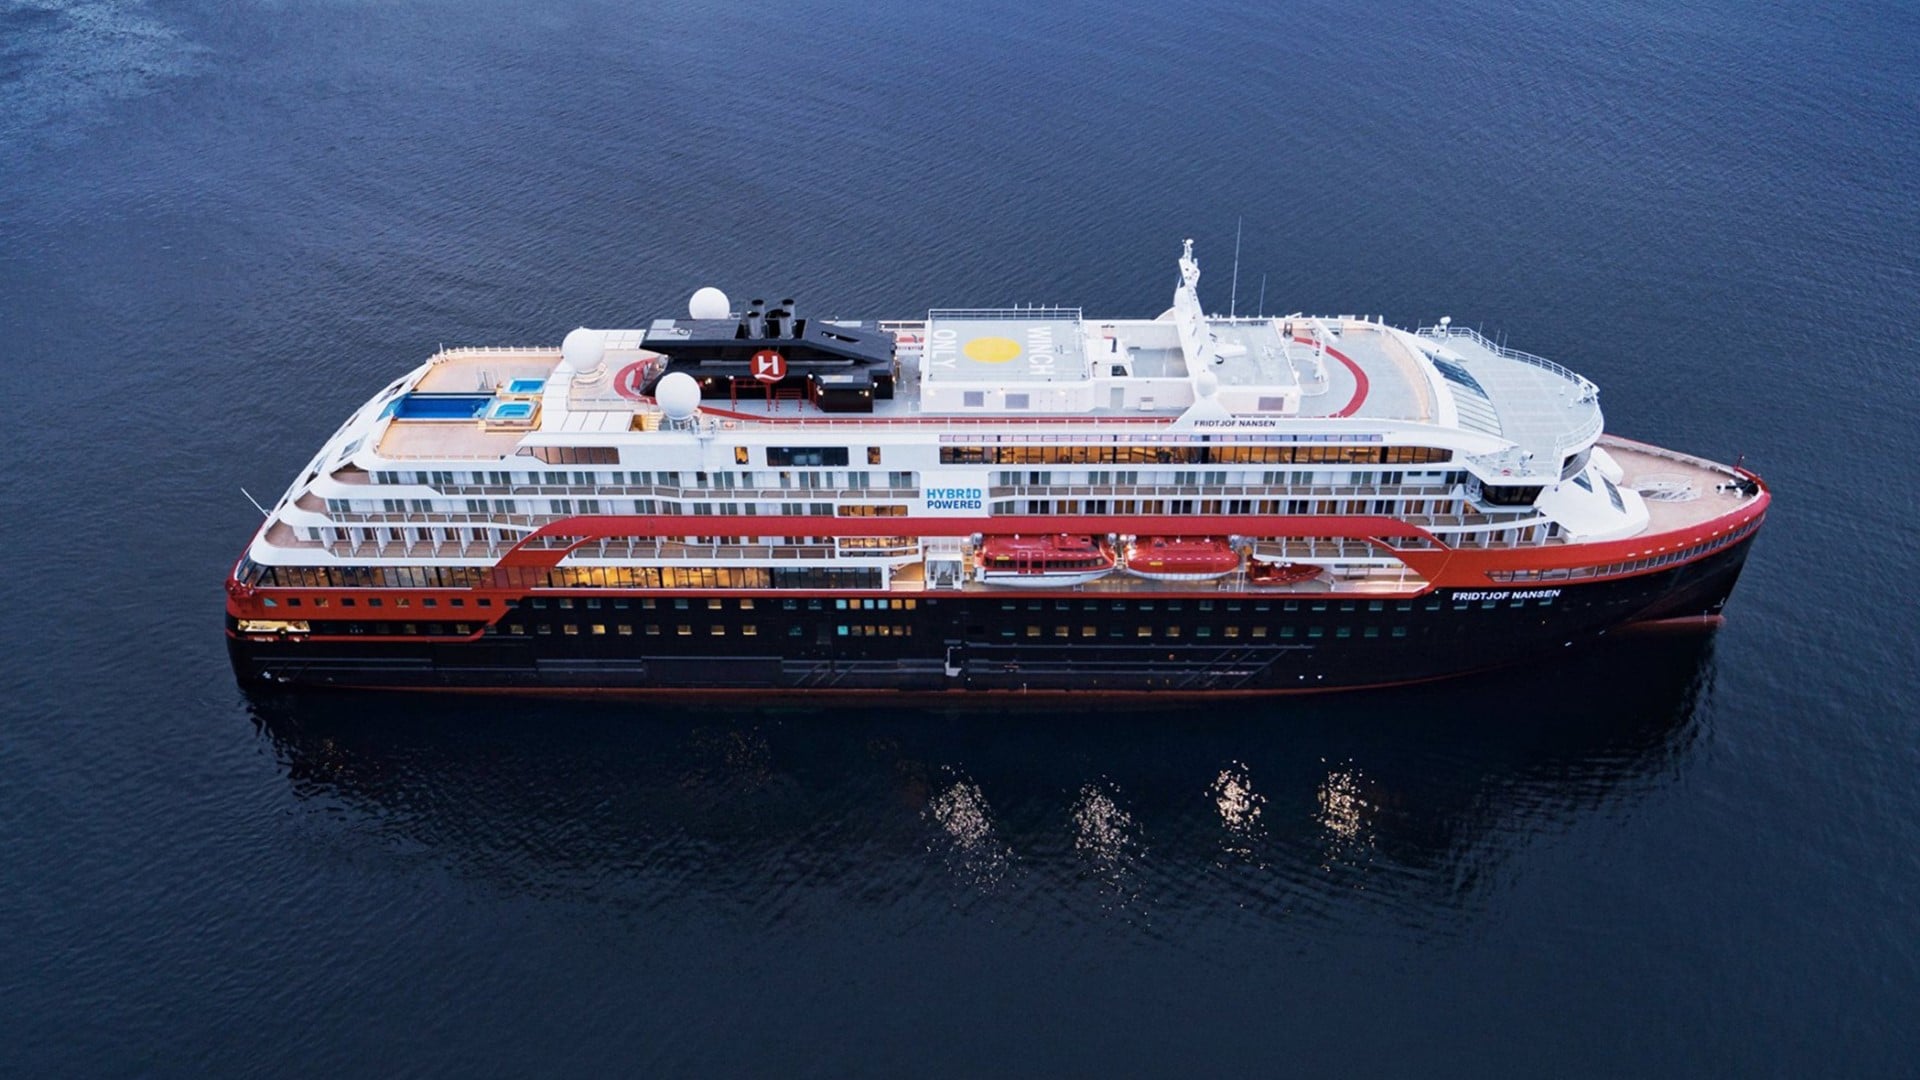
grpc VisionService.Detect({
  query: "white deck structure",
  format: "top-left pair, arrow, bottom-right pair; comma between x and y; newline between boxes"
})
247,241 -> 1754,596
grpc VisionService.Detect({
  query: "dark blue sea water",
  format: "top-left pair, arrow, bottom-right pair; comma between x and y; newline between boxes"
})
4,1 -> 1917,1074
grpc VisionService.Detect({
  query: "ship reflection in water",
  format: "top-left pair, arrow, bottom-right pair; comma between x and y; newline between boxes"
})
247,633 -> 1719,931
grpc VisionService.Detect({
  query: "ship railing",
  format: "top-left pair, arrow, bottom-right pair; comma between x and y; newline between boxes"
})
986,481 -> 1466,502
1244,538 -> 1383,561
375,447 -> 539,461
1415,325 -> 1597,394
316,538 -> 918,564
926,307 -> 1084,321
1556,409 -> 1604,452
675,410 -> 1178,429
408,484 -> 924,502
316,510 -> 545,529
430,345 -> 562,359
317,488 -> 924,514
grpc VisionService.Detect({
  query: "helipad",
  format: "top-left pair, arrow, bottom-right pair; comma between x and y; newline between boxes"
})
922,308 -> 1091,384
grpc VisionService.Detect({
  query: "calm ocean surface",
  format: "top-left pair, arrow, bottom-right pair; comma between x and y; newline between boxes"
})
3,0 -> 1917,1074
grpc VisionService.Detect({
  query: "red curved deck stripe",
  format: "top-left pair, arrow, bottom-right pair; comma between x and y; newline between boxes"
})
1292,335 -> 1369,417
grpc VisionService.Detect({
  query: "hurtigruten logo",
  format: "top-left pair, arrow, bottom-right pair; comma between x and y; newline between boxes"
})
925,486 -> 983,511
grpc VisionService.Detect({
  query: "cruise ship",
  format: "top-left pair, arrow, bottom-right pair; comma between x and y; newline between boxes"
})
225,241 -> 1769,695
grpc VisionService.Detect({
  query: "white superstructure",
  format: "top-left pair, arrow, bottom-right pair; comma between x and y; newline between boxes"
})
244,241 -> 1714,597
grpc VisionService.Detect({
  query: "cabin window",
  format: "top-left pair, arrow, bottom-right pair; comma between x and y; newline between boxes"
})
767,446 -> 849,467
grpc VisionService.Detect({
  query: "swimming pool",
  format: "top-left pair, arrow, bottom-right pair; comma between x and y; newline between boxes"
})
387,393 -> 490,419
486,401 -> 535,421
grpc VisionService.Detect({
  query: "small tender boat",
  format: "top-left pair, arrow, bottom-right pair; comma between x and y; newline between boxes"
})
1122,536 -> 1240,581
1246,558 -> 1323,587
977,535 -> 1117,587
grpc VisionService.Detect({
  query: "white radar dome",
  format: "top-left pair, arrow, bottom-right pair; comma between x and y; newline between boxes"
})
1194,368 -> 1220,398
688,287 -> 731,321
655,371 -> 701,420
561,327 -> 606,374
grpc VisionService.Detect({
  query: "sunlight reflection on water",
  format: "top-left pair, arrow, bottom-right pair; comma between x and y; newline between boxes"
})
926,769 -> 1015,891
1210,760 -> 1267,865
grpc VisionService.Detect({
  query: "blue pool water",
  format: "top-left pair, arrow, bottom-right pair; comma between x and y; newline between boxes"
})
487,401 -> 534,420
506,378 -> 545,395
390,393 -> 491,420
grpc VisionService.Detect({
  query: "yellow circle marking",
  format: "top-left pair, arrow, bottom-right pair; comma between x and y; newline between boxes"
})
963,336 -> 1023,363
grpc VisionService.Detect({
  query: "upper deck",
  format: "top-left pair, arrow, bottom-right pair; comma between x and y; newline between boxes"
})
372,241 -> 1602,488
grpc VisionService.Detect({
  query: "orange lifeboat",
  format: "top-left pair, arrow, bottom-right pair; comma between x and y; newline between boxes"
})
976,535 -> 1117,587
1122,536 -> 1241,581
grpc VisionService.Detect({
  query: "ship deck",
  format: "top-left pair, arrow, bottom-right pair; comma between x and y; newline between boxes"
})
375,315 -> 1603,469
1598,435 -> 1756,540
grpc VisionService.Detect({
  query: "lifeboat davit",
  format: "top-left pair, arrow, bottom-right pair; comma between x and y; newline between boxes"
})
1246,557 -> 1324,587
976,535 -> 1117,587
1122,536 -> 1241,581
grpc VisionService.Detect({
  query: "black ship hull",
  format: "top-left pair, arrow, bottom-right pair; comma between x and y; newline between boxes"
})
226,534 -> 1756,697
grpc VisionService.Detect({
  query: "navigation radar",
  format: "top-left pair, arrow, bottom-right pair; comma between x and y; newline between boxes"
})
656,371 -> 701,420
689,287 -> 730,321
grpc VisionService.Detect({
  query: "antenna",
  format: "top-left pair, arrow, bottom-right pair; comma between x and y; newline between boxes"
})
1229,217 -> 1243,319
241,487 -> 270,519
1257,273 -> 1267,318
